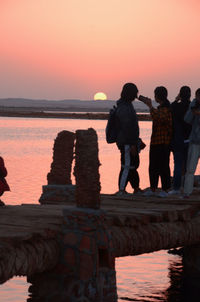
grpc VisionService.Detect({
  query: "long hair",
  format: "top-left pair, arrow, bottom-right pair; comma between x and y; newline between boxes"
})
120,83 -> 138,101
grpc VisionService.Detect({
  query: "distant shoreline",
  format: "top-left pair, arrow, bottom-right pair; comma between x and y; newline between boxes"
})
0,108 -> 151,121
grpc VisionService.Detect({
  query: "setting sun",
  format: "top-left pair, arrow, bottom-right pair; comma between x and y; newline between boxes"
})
94,92 -> 107,100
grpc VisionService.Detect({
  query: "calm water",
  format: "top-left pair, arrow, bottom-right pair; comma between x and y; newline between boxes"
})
0,117 -> 192,301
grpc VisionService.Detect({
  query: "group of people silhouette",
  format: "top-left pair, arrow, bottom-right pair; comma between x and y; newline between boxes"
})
1,82 -> 200,206
114,82 -> 200,198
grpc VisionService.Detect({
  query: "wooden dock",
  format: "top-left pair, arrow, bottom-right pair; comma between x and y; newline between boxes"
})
1,192 -> 200,285
1,192 -> 200,241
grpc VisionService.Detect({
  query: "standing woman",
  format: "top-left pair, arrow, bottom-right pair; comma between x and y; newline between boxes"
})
114,83 -> 142,196
141,86 -> 173,197
169,86 -> 191,195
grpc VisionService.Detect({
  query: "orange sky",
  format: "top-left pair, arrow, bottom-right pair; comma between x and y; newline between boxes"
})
1,0 -> 200,100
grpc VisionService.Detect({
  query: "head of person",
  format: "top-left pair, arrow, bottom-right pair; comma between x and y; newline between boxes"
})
120,83 -> 138,102
179,86 -> 191,102
154,86 -> 169,106
191,88 -> 200,110
195,88 -> 200,102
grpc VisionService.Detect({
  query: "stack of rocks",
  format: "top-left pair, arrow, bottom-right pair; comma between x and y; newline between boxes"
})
39,130 -> 76,204
74,128 -> 101,209
47,130 -> 75,185
39,128 -> 101,207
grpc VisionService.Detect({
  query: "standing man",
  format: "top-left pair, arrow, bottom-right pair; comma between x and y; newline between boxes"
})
140,86 -> 172,198
183,88 -> 200,198
169,86 -> 191,195
115,82 -> 142,196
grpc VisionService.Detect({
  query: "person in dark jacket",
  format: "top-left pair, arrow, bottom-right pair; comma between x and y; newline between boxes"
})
0,156 -> 10,206
169,86 -> 192,195
115,82 -> 143,196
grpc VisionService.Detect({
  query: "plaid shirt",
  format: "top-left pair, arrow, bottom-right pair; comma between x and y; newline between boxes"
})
150,106 -> 172,145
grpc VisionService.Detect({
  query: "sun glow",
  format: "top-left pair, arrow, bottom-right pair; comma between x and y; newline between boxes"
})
94,92 -> 107,100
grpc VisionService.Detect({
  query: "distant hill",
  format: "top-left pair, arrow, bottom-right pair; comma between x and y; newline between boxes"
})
0,98 -> 152,112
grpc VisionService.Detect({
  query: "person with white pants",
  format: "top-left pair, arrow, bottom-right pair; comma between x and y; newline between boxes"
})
183,88 -> 200,198
184,144 -> 200,196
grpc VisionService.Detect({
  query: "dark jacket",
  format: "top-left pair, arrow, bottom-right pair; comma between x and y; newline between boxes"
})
115,99 -> 139,147
171,99 -> 191,151
0,156 -> 10,195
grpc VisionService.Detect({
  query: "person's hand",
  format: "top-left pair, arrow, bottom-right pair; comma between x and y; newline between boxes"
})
144,98 -> 152,108
130,145 -> 137,156
175,94 -> 180,102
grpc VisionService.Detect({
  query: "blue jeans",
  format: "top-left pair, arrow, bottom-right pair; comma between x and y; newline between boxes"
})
172,143 -> 189,190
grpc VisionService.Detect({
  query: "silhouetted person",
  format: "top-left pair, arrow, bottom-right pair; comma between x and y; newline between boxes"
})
169,86 -> 192,195
140,86 -> 172,197
183,88 -> 200,198
115,83 -> 143,196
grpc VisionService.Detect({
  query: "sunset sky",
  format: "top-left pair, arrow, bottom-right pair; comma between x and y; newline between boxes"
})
1,0 -> 200,100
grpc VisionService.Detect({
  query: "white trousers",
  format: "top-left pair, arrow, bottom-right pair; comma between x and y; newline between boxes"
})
184,143 -> 200,195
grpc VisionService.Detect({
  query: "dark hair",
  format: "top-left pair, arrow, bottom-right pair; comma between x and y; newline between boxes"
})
121,83 -> 138,101
179,86 -> 191,101
192,88 -> 200,109
195,88 -> 200,96
154,86 -> 170,107
154,86 -> 168,100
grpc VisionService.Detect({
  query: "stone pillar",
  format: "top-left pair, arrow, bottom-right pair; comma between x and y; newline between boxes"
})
74,128 -> 101,209
47,130 -> 75,185
39,184 -> 75,205
39,130 -> 76,204
27,208 -> 117,302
